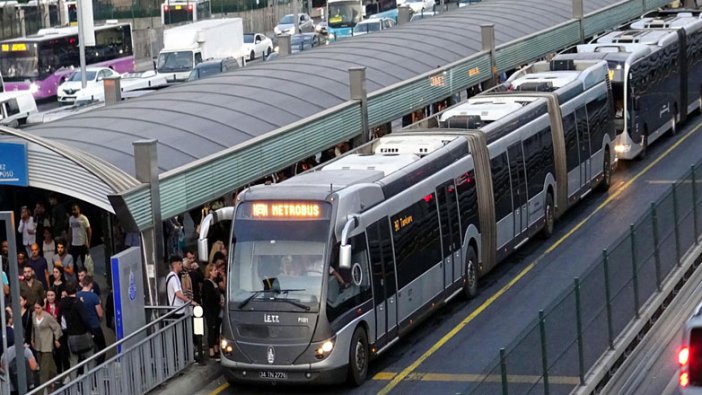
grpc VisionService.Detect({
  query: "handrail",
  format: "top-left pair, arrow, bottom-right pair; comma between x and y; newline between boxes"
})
27,302 -> 191,394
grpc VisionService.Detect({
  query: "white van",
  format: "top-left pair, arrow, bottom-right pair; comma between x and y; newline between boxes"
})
0,91 -> 37,127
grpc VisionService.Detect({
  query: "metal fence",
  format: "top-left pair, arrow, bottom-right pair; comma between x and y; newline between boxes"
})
26,305 -> 193,395
466,160 -> 702,395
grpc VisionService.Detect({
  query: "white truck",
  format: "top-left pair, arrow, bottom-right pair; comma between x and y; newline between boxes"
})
156,18 -> 245,82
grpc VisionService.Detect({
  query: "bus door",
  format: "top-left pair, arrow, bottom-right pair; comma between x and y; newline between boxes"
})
507,142 -> 529,240
575,107 -> 592,187
436,181 -> 461,289
368,218 -> 398,347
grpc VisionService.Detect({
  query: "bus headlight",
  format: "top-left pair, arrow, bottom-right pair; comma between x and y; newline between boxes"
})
614,144 -> 630,154
29,83 -> 39,94
220,338 -> 234,354
315,339 -> 335,359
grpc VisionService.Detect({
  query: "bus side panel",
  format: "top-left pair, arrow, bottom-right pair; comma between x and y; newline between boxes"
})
687,28 -> 702,113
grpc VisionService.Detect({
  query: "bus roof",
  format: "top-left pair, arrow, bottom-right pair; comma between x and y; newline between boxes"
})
440,97 -> 535,124
595,29 -> 678,47
571,43 -> 652,63
1,22 -> 129,43
630,12 -> 702,31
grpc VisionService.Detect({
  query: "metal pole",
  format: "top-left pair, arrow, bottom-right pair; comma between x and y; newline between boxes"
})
500,347 -> 508,395
539,310 -> 549,395
1,212 -> 27,394
572,0 -> 584,43
603,249 -> 614,350
480,24 -> 497,89
294,0 -> 299,34
693,165 -> 699,244
349,66 -> 369,146
574,278 -> 585,385
630,224 -> 639,319
673,183 -> 681,266
77,0 -> 87,89
651,203 -> 662,291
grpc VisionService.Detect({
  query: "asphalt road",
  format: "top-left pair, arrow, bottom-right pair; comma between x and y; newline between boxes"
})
196,112 -> 702,395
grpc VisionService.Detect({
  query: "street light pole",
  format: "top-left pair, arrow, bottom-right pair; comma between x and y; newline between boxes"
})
77,0 -> 87,89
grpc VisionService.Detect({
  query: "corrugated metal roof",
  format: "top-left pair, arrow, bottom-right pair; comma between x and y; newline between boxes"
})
26,0 -> 612,176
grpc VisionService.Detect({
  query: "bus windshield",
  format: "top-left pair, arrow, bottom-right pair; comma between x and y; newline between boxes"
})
328,1 -> 362,27
157,51 -> 193,73
229,202 -> 332,310
0,45 -> 39,80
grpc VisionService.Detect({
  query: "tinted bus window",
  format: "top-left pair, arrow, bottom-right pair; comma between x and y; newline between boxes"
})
456,170 -> 478,236
392,195 -> 441,288
564,112 -> 579,172
490,153 -> 512,220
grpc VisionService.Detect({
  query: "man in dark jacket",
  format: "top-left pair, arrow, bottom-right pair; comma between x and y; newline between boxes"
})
58,281 -> 93,375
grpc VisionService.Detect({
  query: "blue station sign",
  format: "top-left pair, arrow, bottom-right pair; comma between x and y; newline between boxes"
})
0,142 -> 28,186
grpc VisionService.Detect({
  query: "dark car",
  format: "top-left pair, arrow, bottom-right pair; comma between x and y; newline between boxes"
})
290,33 -> 323,53
186,58 -> 240,81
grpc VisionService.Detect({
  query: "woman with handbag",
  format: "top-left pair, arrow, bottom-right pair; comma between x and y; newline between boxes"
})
32,298 -> 62,388
201,263 -> 223,360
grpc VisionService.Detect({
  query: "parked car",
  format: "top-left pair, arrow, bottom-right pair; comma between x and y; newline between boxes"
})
352,17 -> 395,36
243,33 -> 273,60
0,91 -> 37,127
401,0 -> 435,12
410,10 -> 437,21
187,58 -> 240,81
316,21 -> 328,35
290,33 -> 323,53
57,67 -> 120,104
274,13 -> 315,35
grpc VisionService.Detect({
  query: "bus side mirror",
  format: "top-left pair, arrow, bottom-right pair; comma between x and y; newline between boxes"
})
339,215 -> 359,270
339,244 -> 352,269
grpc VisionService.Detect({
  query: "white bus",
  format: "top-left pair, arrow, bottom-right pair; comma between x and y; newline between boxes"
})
198,58 -> 615,386
161,0 -> 211,25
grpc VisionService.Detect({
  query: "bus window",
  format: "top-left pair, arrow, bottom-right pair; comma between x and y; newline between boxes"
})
326,234 -> 371,323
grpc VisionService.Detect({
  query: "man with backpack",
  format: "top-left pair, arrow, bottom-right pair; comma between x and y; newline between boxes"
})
0,312 -> 39,395
58,281 -> 93,377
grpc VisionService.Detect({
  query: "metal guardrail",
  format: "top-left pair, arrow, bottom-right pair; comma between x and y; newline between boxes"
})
464,159 -> 702,394
26,304 -> 193,395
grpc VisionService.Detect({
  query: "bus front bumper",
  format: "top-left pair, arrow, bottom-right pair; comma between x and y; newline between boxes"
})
220,359 -> 348,384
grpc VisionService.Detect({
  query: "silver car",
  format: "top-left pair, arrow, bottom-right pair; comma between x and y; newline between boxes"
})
274,13 -> 315,35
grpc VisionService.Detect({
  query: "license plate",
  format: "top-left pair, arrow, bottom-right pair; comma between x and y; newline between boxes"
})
259,371 -> 288,379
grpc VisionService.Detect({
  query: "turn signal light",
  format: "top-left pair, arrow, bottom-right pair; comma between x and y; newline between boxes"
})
681,371 -> 689,387
679,347 -> 690,366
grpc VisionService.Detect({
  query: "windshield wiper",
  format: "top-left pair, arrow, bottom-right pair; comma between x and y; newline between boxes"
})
238,290 -> 264,309
238,289 -> 310,310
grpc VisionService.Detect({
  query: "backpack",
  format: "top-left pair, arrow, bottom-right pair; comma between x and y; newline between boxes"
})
8,350 -> 35,391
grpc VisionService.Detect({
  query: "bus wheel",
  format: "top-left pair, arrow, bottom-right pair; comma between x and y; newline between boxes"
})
638,135 -> 648,160
348,326 -> 368,386
542,192 -> 555,239
597,149 -> 612,192
462,246 -> 478,299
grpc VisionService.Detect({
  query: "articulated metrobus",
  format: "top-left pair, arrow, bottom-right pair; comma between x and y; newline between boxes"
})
558,13 -> 702,160
197,59 -> 614,385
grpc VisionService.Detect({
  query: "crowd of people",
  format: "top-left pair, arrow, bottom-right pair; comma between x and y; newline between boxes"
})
0,197 -> 107,394
166,244 -> 227,361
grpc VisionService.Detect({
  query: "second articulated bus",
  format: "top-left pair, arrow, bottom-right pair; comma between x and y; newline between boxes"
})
198,59 -> 615,386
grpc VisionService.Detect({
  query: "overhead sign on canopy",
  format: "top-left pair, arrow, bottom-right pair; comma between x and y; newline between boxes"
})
0,142 -> 28,187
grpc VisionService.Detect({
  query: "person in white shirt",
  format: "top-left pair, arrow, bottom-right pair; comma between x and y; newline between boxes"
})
68,204 -> 91,271
166,256 -> 197,315
17,206 -> 36,256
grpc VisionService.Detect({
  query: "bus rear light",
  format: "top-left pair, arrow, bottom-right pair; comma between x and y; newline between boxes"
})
679,346 -> 690,366
681,371 -> 689,387
188,4 -> 193,10
163,4 -> 169,11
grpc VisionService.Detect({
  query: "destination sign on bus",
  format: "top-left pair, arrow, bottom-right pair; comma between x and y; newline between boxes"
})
243,201 -> 330,220
1,43 -> 27,52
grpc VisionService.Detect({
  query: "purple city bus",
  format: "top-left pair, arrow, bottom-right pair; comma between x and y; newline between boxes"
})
0,22 -> 134,100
